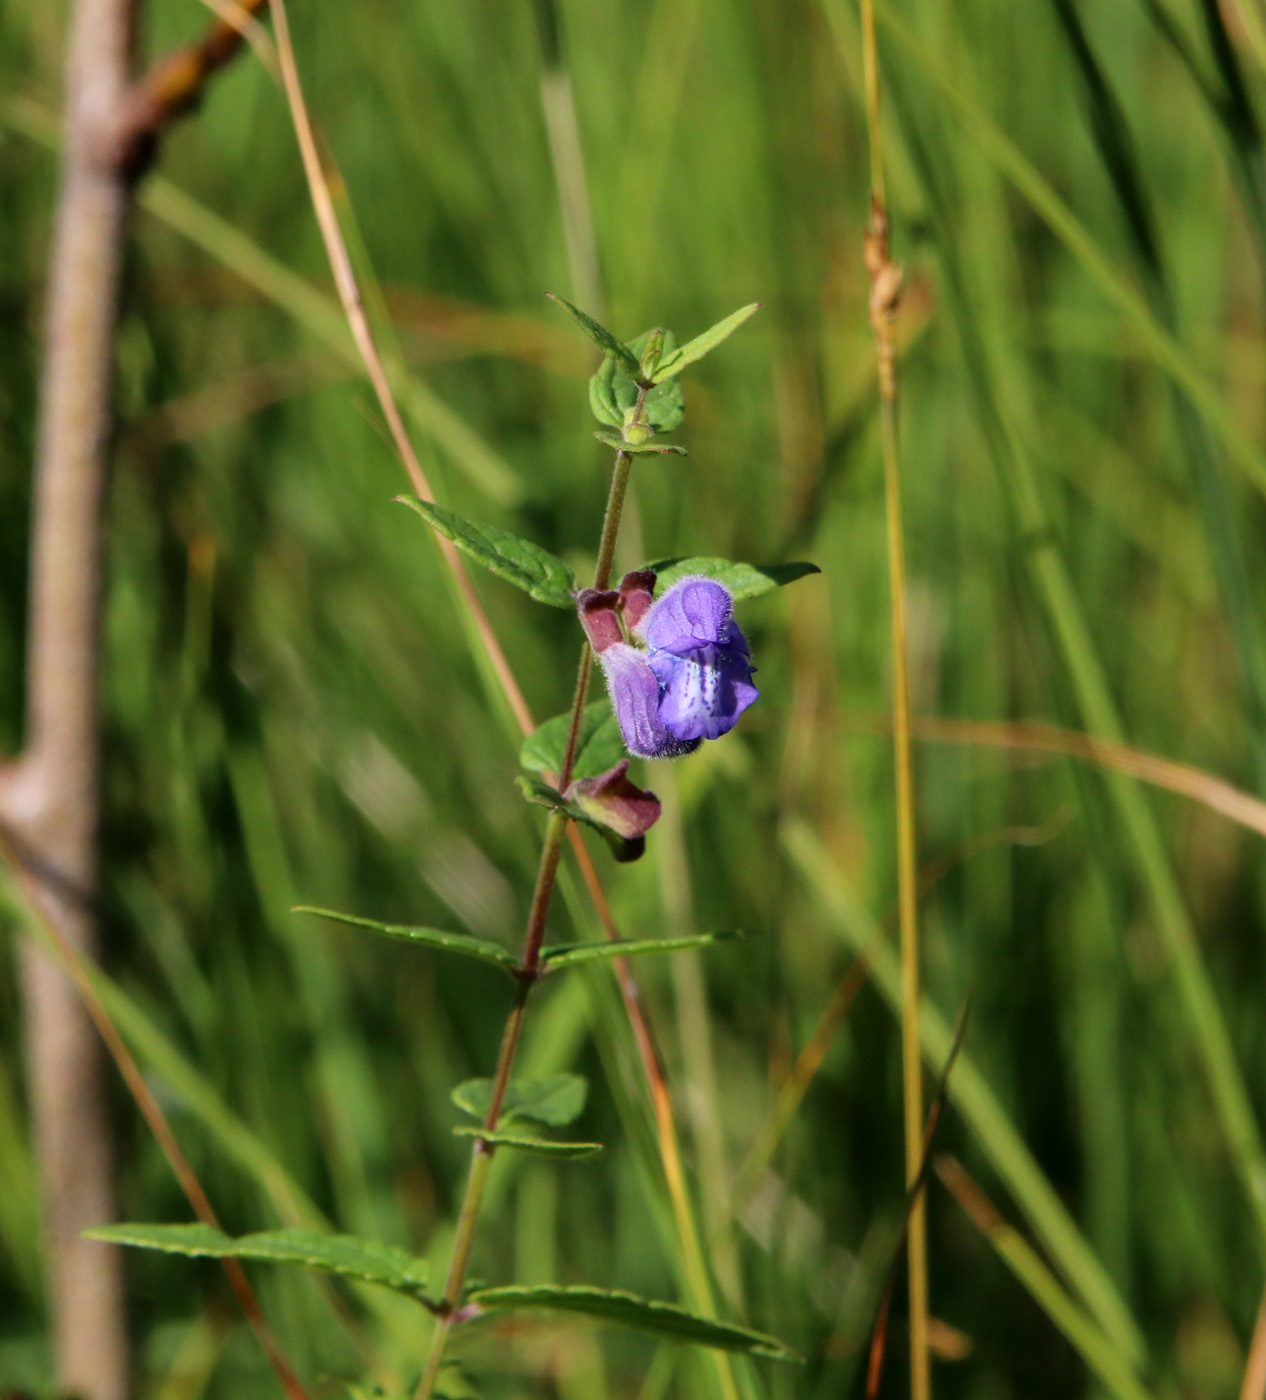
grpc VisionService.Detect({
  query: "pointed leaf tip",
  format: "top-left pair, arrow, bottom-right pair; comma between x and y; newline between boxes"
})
651,303 -> 762,382
297,906 -> 520,974
546,294 -> 642,377
395,496 -> 576,608
467,1283 -> 801,1361
83,1224 -> 433,1299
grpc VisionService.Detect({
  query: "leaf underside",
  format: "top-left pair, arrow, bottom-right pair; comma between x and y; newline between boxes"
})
451,1126 -> 604,1159
452,1073 -> 588,1128
467,1283 -> 800,1361
646,556 -> 820,601
396,496 -> 576,608
84,1224 -> 432,1298
593,432 -> 688,456
540,930 -> 743,970
296,907 -> 519,974
546,293 -> 642,377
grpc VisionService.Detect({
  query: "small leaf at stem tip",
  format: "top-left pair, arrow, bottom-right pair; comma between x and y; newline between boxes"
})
451,1126 -> 604,1160
464,1284 -> 802,1361
590,330 -> 685,435
394,496 -> 576,608
545,293 -> 642,377
540,930 -> 743,971
451,1073 -> 588,1127
83,1224 -> 434,1300
593,432 -> 687,456
295,906 -> 520,975
645,556 -> 820,601
650,302 -> 762,383
520,703 -> 624,780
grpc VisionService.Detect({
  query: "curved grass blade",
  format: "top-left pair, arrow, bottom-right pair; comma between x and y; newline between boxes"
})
935,1159 -> 1155,1400
395,497 -> 576,609
650,303 -> 762,382
85,1224 -> 433,1301
546,293 -> 641,377
295,907 -> 519,975
466,1284 -> 800,1361
783,817 -> 1147,1368
647,557 -> 820,600
871,4 -> 1266,503
541,930 -> 742,971
451,1127 -> 603,1160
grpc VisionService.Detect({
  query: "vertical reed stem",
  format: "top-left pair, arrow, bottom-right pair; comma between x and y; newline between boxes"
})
858,2 -> 930,1395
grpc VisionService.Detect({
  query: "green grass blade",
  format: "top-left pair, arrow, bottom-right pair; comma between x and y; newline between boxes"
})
782,817 -> 1148,1369
871,4 -> 1266,502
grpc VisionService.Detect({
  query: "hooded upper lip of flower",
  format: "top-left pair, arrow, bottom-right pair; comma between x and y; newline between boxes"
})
577,572 -> 759,759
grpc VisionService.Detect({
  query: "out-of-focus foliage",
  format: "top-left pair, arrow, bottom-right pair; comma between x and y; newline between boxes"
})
3,0 -> 1266,1396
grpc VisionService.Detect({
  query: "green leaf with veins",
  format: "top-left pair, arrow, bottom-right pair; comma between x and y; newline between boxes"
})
520,703 -> 624,779
646,557 -> 820,600
590,329 -> 685,435
451,1073 -> 588,1127
396,497 -> 576,608
84,1224 -> 433,1300
466,1283 -> 801,1360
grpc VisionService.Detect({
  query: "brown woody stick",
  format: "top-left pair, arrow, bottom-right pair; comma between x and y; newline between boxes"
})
0,4 -> 280,1398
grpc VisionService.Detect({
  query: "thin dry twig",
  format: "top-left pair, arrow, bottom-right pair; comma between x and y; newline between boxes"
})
0,4 -> 295,1396
904,714 -> 1266,840
116,0 -> 273,169
0,828 -> 311,1400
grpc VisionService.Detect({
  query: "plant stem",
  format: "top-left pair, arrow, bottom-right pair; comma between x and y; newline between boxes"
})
415,423 -> 642,1400
858,0 -> 930,1393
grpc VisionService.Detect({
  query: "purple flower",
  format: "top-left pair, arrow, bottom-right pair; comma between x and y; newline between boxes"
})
577,572 -> 759,759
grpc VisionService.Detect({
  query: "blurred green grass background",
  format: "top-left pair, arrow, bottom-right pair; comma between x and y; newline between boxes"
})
5,0 -> 1266,1395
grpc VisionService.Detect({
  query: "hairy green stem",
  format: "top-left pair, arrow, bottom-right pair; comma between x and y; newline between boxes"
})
414,415 -> 644,1400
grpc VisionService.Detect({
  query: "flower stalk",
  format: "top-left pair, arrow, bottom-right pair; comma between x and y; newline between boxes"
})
414,412 -> 646,1399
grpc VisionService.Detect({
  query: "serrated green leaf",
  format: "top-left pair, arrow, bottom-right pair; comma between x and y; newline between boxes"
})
546,294 -> 641,377
296,907 -> 519,975
590,330 -> 685,436
651,303 -> 762,383
452,1073 -> 588,1128
647,557 -> 821,601
541,931 -> 743,971
452,1127 -> 604,1160
83,1224 -> 432,1299
520,703 -> 624,781
593,433 -> 687,457
467,1284 -> 800,1361
395,497 -> 576,608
